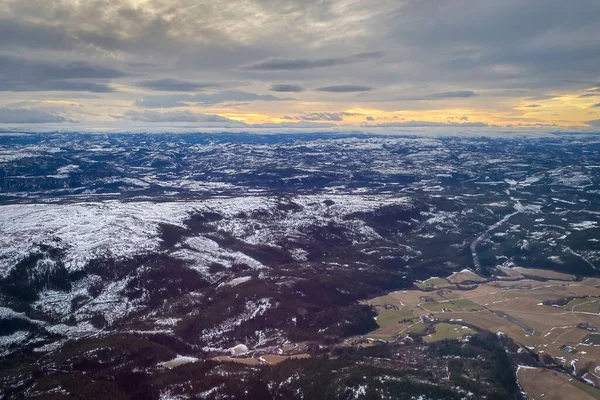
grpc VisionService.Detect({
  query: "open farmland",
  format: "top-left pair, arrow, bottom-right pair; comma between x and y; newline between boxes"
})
364,268 -> 600,397
517,366 -> 600,400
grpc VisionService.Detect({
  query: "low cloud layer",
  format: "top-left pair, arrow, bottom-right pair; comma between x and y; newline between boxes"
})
370,121 -> 490,128
0,108 -> 72,123
282,112 -> 362,121
118,110 -> 240,123
134,90 -> 293,108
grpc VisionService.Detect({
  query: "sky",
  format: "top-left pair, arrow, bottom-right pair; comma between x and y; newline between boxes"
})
1,0 -> 600,131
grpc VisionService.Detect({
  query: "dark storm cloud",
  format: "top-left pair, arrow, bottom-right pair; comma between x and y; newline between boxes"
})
0,108 -> 71,123
135,79 -> 220,92
269,84 -> 305,93
134,90 -> 293,108
241,52 -> 383,71
315,85 -> 374,93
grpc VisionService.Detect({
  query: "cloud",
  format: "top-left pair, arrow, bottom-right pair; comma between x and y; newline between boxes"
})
241,52 -> 383,70
525,104 -> 542,108
135,79 -> 220,92
587,119 -> 600,128
316,85 -> 374,93
250,121 -> 336,128
426,91 -> 477,99
365,116 -> 375,121
369,120 -> 489,128
134,95 -> 192,108
118,110 -> 242,123
269,84 -> 304,92
0,54 -> 124,92
1,1 -> 600,127
116,110 -> 335,128
0,108 -> 72,123
579,94 -> 600,98
134,90 -> 293,108
282,111 -> 362,121
0,55 -> 125,80
0,80 -> 115,93
0,18 -> 77,51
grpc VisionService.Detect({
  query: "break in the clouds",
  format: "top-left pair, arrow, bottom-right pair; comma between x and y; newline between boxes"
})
0,0 -> 599,129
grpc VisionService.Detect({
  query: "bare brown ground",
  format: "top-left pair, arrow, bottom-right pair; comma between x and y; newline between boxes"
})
513,267 -> 576,281
365,272 -> 600,398
497,266 -> 525,279
517,367 -> 600,400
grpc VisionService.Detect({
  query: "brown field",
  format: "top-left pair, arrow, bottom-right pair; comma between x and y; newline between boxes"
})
512,267 -> 576,281
364,270 -> 600,398
566,297 -> 600,313
497,266 -> 525,279
517,367 -> 600,400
